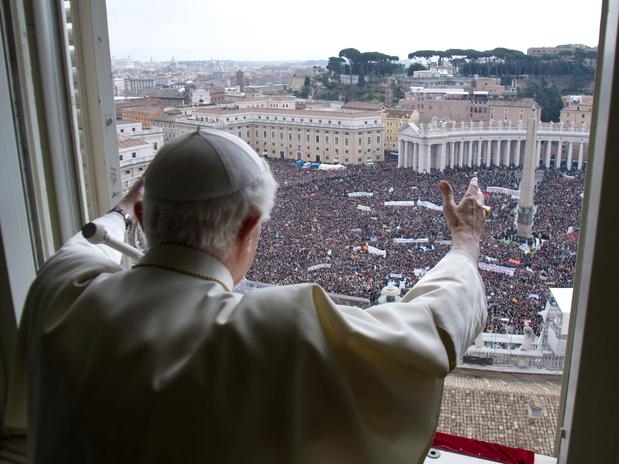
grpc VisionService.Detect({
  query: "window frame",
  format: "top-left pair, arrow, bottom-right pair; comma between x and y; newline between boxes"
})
554,1 -> 619,462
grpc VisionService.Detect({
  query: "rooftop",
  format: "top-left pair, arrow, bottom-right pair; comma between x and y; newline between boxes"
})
439,369 -> 561,457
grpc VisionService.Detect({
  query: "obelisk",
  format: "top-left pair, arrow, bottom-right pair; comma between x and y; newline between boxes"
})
517,104 -> 538,238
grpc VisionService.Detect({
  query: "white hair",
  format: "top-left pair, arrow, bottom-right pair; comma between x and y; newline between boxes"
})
142,164 -> 278,258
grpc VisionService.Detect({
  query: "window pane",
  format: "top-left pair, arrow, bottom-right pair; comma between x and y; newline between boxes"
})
102,0 -> 602,459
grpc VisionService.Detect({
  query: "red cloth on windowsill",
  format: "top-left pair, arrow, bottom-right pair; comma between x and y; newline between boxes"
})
432,431 -> 535,464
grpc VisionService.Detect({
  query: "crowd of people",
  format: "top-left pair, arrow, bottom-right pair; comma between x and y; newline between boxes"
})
245,159 -> 585,336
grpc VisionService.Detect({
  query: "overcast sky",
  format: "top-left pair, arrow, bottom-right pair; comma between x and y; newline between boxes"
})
105,0 -> 603,62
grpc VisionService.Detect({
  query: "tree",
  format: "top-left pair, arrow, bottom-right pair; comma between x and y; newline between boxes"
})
407,47 -> 595,86
360,52 -> 401,80
327,56 -> 344,75
301,76 -> 311,99
408,50 -> 438,70
521,79 -> 563,122
392,84 -> 405,103
407,63 -> 427,76
339,48 -> 362,74
408,50 -> 438,60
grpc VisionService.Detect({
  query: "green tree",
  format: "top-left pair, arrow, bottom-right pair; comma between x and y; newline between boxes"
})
408,50 -> 438,60
392,84 -> 405,104
407,62 -> 427,76
410,47 -> 596,85
339,48 -> 362,74
521,79 -> 563,122
301,76 -> 311,99
338,48 -> 362,87
360,52 -> 400,80
327,56 -> 344,75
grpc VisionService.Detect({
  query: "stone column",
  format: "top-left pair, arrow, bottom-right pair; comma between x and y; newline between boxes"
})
487,139 -> 492,166
406,141 -> 413,168
578,142 -> 584,170
439,142 -> 446,171
515,139 -> 522,167
419,143 -> 429,173
544,139 -> 552,168
449,141 -> 455,168
517,105 -> 538,238
425,143 -> 432,172
567,141 -> 574,170
473,141 -> 479,166
494,140 -> 501,166
417,143 -> 423,173
503,140 -> 510,167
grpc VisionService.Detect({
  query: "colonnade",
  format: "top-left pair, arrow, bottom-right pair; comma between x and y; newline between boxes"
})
398,121 -> 589,173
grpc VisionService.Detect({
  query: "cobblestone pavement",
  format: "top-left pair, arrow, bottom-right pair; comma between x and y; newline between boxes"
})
437,369 -> 563,456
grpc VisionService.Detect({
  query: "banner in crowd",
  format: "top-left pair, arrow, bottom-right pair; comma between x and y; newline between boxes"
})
348,191 -> 374,197
318,164 -> 346,171
487,186 -> 520,199
356,205 -> 371,212
414,267 -> 429,277
353,244 -> 387,257
384,201 -> 416,206
417,200 -> 443,211
393,237 -> 430,244
307,263 -> 331,272
367,245 -> 386,257
478,262 -> 516,276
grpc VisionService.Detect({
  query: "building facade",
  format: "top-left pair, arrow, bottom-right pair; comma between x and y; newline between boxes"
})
152,106 -> 385,165
382,109 -> 417,154
119,105 -> 166,129
526,44 -> 596,56
489,99 -> 540,123
398,119 -> 590,172
116,121 -> 164,194
560,95 -> 594,127
399,88 -> 538,125
117,137 -> 154,194
124,77 -> 156,96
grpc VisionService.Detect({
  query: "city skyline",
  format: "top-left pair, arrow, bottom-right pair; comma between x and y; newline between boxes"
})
105,0 -> 603,63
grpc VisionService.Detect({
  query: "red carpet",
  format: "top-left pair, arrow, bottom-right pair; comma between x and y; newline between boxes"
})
432,432 -> 535,463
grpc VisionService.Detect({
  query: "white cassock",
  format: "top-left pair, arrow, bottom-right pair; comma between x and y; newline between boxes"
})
6,212 -> 486,464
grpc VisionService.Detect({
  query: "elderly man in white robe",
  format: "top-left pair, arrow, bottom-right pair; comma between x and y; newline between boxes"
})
6,128 -> 487,463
